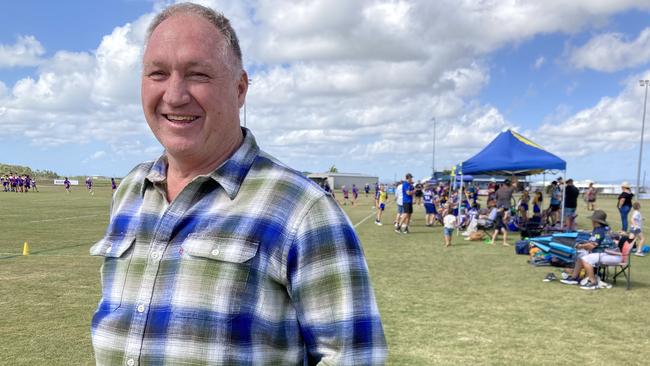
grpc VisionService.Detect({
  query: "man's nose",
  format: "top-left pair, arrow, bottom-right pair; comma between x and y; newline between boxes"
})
162,74 -> 191,106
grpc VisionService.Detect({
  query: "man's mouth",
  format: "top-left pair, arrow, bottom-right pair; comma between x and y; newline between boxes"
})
163,114 -> 199,123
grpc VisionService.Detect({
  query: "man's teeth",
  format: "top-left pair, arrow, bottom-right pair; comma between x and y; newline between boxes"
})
166,115 -> 197,121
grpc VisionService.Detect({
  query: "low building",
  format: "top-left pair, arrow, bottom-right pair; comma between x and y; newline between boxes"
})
308,172 -> 378,190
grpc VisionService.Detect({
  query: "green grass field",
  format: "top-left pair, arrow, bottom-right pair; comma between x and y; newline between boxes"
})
1,185 -> 649,365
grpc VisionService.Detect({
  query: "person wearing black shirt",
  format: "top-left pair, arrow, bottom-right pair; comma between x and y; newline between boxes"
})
563,179 -> 580,229
618,181 -> 634,231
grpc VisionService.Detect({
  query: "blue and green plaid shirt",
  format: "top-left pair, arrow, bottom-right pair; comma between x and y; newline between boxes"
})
90,129 -> 387,365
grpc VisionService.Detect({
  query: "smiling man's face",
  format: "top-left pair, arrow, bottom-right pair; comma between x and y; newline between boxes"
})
141,13 -> 246,162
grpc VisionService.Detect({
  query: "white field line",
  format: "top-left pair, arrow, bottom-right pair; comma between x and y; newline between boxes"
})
26,214 -> 105,224
354,211 -> 376,228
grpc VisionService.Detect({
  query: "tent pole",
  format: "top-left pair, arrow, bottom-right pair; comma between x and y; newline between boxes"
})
457,168 -> 463,236
560,169 -> 566,230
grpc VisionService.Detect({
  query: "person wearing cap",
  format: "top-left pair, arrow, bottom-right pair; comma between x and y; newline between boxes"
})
560,210 -> 617,289
618,181 -> 634,232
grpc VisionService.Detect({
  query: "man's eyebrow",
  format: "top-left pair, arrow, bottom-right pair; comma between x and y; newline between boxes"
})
142,60 -> 217,72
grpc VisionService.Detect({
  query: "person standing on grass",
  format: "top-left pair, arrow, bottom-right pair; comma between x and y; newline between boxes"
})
375,184 -> 388,225
631,201 -> 645,257
342,184 -> 350,205
490,208 -> 509,246
63,177 -> 71,194
89,4 -> 385,365
495,178 -> 516,213
563,179 -> 579,230
24,175 -> 31,193
110,177 -> 117,192
443,209 -> 456,247
423,184 -> 437,226
396,173 -> 414,234
547,181 -> 561,225
365,183 -> 370,198
352,184 -> 359,206
585,182 -> 597,211
618,182 -> 634,232
86,177 -> 94,195
394,179 -> 404,228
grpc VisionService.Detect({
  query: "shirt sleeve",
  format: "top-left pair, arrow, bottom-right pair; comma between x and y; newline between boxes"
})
285,195 -> 387,365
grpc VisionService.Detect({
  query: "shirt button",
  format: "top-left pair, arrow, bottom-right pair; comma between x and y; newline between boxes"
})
126,359 -> 135,366
211,248 -> 220,256
137,304 -> 145,313
105,246 -> 112,254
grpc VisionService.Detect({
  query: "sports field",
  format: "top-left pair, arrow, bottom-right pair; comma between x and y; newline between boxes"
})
1,184 -> 648,365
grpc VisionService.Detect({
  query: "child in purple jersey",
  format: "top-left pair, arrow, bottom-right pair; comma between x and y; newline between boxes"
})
342,185 -> 349,205
352,184 -> 358,206
31,178 -> 38,192
17,176 -> 24,193
64,177 -> 71,193
111,177 -> 117,191
24,176 -> 31,193
10,174 -> 17,192
86,177 -> 94,195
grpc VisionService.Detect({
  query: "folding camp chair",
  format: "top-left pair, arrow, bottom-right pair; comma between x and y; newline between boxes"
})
600,237 -> 635,290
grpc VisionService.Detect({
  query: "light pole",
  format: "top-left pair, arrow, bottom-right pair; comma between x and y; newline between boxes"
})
637,79 -> 649,197
431,117 -> 436,179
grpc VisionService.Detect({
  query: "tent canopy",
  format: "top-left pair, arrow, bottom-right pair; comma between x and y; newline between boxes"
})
460,129 -> 566,175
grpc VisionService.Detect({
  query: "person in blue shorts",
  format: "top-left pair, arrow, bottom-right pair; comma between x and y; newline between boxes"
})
423,184 -> 437,226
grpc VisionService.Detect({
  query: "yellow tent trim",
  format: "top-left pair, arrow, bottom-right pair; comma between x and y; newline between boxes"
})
510,129 -> 544,150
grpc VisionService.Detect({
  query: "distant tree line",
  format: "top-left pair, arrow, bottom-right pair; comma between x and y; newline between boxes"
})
0,163 -> 59,179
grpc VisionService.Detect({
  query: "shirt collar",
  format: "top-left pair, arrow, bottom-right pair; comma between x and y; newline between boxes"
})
143,128 -> 260,200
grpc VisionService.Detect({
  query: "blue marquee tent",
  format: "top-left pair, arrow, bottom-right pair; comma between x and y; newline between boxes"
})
460,129 -> 566,175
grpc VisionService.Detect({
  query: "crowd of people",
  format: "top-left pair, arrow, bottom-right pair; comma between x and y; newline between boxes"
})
321,174 -> 647,262
1,174 -> 38,192
2,174 -> 119,194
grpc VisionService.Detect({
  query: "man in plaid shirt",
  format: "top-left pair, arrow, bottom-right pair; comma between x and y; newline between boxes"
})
90,3 -> 386,365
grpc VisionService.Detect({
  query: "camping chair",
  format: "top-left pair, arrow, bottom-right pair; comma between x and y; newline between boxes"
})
599,237 -> 635,290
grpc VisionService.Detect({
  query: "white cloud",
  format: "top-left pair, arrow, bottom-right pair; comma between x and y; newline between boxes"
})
569,27 -> 650,72
0,35 -> 45,68
533,71 -> 650,157
3,0 -> 650,177
533,56 -> 545,69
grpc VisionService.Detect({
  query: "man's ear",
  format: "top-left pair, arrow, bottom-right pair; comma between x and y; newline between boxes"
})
237,70 -> 249,108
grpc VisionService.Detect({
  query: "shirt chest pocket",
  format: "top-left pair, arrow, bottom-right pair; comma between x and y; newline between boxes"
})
171,235 -> 259,318
90,234 -> 136,311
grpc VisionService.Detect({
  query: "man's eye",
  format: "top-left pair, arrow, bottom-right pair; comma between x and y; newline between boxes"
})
147,71 -> 167,80
188,73 -> 210,81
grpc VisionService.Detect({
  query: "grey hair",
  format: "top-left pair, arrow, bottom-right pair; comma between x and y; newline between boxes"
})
145,2 -> 243,71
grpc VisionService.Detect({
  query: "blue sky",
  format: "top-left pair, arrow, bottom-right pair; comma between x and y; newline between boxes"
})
1,1 -> 650,183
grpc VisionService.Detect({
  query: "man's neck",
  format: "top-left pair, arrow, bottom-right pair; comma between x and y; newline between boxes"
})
165,130 -> 244,202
